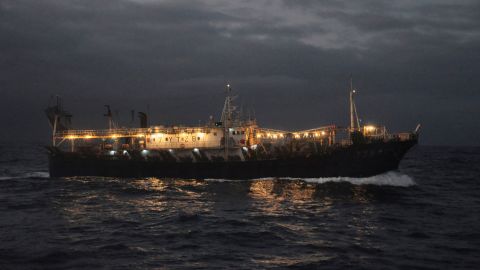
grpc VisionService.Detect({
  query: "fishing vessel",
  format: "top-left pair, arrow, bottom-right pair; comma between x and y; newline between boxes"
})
46,83 -> 419,179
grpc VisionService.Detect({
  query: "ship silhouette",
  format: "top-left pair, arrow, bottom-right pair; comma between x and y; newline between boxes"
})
46,82 -> 419,179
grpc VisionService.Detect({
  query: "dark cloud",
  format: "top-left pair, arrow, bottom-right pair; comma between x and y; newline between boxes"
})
1,0 -> 479,145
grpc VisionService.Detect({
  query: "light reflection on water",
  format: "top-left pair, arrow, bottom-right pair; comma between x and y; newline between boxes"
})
249,179 -> 317,201
51,176 -> 396,268
57,177 -> 381,220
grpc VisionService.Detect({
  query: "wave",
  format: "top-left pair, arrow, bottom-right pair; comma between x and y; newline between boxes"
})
206,171 -> 415,187
301,172 -> 415,187
204,178 -> 236,182
0,171 -> 50,180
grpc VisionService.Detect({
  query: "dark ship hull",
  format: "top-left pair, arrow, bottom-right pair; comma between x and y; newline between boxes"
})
48,139 -> 416,179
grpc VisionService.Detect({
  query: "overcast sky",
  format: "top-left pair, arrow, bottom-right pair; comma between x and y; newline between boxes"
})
1,0 -> 479,145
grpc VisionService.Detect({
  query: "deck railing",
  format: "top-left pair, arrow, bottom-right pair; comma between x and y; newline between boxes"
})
54,126 -> 217,139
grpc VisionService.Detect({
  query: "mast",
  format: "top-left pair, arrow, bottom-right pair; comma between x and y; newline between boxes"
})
349,78 -> 355,131
221,84 -> 232,161
52,96 -> 60,146
46,95 -> 72,147
349,78 -> 360,131
104,105 -> 113,130
353,97 -> 360,129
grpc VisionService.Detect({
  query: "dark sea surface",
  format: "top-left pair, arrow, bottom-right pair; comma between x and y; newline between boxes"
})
1,143 -> 479,269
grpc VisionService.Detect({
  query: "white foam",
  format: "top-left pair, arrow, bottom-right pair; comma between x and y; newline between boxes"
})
205,172 -> 415,187
0,171 -> 50,180
23,171 -> 50,178
205,177 -> 280,182
204,178 -> 236,182
301,172 -> 415,187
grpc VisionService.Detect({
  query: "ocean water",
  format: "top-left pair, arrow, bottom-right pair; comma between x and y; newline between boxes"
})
1,143 -> 479,269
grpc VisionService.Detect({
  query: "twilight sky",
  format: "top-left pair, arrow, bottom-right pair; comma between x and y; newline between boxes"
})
1,0 -> 479,145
